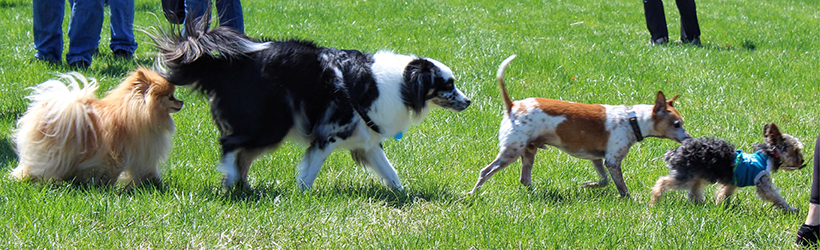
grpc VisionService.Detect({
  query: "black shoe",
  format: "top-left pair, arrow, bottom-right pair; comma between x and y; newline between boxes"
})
797,224 -> 820,247
647,37 -> 668,46
113,49 -> 133,60
68,60 -> 90,70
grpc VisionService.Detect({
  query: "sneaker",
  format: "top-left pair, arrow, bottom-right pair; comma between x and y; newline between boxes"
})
113,49 -> 133,60
68,60 -> 90,70
796,224 -> 820,247
647,37 -> 668,46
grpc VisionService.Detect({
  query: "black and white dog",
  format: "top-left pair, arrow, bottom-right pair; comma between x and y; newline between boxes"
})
151,21 -> 470,191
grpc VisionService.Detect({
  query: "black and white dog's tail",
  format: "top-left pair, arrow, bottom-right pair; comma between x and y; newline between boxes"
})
149,14 -> 269,84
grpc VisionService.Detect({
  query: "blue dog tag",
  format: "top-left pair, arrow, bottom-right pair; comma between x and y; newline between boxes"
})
393,132 -> 403,140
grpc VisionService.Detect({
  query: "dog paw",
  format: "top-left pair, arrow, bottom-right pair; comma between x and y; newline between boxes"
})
785,207 -> 800,213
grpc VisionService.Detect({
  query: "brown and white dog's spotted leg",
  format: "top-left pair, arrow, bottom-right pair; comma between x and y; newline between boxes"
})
519,145 -> 538,188
605,157 -> 630,198
582,159 -> 609,188
755,173 -> 798,213
469,146 -> 523,195
715,184 -> 738,204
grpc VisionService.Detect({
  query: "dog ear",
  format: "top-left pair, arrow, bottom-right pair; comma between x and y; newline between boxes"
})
653,91 -> 668,113
130,69 -> 154,95
402,59 -> 435,114
764,122 -> 784,145
666,94 -> 680,107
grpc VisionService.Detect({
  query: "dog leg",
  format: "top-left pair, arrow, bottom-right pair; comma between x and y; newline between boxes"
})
715,184 -> 738,204
604,158 -> 630,198
357,146 -> 403,191
755,174 -> 798,213
582,159 -> 609,188
519,145 -> 538,188
688,178 -> 705,205
468,147 -> 523,195
296,144 -> 335,191
650,176 -> 675,205
218,151 -> 240,188
235,149 -> 264,190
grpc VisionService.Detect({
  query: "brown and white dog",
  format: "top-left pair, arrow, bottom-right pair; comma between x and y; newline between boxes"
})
468,55 -> 691,197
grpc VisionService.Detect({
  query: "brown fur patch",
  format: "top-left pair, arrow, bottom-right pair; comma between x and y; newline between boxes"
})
528,98 -> 609,153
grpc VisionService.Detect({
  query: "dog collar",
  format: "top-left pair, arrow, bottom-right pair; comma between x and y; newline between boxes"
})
354,106 -> 382,134
626,107 -> 643,142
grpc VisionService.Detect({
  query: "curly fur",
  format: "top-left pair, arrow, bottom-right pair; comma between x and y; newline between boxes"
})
662,137 -> 736,184
10,68 -> 183,186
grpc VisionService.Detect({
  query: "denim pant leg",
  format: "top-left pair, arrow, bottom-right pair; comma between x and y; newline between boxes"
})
66,0 -> 104,64
643,0 -> 669,41
33,0 -> 65,62
109,0 -> 137,53
216,0 -> 243,33
184,0 -> 209,24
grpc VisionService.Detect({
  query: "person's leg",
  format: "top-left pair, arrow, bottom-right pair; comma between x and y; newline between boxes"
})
66,0 -> 104,66
32,0 -> 65,62
182,0 -> 210,35
215,0 -> 243,33
674,0 -> 701,44
643,0 -> 669,44
108,0 -> 138,56
796,131 -> 820,246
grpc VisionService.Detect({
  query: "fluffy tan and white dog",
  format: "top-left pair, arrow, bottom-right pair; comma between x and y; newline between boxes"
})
469,55 -> 691,197
10,68 -> 183,186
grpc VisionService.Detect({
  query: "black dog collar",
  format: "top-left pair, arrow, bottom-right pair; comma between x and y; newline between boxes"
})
626,107 -> 643,142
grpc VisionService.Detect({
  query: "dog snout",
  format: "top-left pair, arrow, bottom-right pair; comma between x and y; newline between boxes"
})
459,99 -> 472,111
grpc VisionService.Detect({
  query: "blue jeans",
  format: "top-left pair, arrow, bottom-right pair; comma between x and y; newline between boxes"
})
33,0 -> 104,64
184,0 -> 244,33
109,0 -> 137,53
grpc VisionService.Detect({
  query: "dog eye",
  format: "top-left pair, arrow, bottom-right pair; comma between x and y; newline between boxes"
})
673,120 -> 682,128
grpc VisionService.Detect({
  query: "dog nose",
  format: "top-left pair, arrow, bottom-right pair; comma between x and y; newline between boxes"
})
465,99 -> 472,107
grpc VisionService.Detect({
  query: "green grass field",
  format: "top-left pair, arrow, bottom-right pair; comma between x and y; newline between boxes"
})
1,0 -> 819,248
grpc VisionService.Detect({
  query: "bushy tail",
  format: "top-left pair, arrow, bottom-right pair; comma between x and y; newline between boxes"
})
11,73 -> 100,180
497,55 -> 517,115
149,13 -> 269,71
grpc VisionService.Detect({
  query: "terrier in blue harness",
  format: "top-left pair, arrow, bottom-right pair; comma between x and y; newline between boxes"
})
649,123 -> 806,212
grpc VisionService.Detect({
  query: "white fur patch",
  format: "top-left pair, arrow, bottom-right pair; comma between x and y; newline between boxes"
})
218,151 -> 239,185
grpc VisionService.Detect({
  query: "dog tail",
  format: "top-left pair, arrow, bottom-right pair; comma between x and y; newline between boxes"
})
497,55 -> 517,115
11,73 -> 100,180
149,13 -> 270,81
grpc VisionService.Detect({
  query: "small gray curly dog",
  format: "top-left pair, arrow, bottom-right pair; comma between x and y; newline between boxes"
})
650,123 -> 806,212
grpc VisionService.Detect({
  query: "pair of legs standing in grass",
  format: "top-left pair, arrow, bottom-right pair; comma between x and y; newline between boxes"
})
33,0 -> 138,68
642,0 -> 701,45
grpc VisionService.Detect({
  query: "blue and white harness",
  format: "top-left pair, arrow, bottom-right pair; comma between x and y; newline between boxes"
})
731,150 -> 771,187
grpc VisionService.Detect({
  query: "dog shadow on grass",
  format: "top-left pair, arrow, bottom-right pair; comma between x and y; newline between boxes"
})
0,136 -> 16,171
211,181 -> 460,208
523,186 -> 620,205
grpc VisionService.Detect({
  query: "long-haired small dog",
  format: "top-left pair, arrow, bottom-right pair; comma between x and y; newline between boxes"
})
650,123 -> 806,212
150,17 -> 470,191
10,68 -> 183,186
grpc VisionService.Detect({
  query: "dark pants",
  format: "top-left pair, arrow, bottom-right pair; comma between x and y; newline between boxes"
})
810,132 -> 820,204
642,0 -> 701,42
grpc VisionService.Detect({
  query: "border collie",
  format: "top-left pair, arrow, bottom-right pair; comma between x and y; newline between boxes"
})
151,21 -> 471,191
